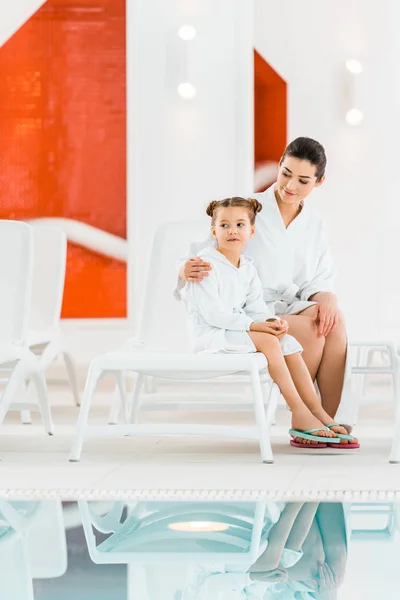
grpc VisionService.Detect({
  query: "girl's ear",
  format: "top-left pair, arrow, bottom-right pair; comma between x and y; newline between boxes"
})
249,224 -> 256,238
211,225 -> 216,238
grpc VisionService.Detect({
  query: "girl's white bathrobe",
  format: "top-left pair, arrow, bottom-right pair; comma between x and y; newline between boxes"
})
176,183 -> 354,424
181,247 -> 302,356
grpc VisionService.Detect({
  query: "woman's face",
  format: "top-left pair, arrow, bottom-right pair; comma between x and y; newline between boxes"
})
276,156 -> 325,206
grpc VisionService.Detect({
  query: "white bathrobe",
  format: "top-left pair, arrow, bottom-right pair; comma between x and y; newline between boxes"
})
175,183 -> 354,424
181,247 -> 302,356
176,184 -> 335,315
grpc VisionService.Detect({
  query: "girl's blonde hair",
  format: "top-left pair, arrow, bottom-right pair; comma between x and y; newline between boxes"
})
206,197 -> 263,226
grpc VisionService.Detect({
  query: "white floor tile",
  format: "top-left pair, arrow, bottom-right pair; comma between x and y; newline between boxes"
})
0,382 -> 398,494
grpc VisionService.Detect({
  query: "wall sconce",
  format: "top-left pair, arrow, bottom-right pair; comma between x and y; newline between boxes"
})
344,58 -> 364,126
177,24 -> 196,100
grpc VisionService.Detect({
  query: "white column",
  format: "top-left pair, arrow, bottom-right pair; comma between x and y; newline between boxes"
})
127,0 -> 254,328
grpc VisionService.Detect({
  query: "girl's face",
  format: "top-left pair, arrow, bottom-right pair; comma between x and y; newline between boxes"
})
212,206 -> 255,253
276,156 -> 325,206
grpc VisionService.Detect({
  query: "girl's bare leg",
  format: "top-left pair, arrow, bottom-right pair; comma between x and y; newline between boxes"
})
248,332 -> 336,444
284,502 -> 319,551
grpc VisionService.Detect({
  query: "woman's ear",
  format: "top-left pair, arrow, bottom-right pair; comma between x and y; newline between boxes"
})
315,175 -> 325,188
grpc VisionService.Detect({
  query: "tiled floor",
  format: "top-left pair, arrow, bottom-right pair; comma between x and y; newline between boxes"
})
0,380 -> 399,495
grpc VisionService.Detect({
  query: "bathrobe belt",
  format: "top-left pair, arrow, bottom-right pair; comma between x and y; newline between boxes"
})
263,283 -> 300,304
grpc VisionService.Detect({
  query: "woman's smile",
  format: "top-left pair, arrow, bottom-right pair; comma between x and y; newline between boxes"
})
283,188 -> 297,197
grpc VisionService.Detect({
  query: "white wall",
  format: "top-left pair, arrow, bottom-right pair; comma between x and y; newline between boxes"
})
0,0 -> 46,48
254,0 -> 400,341
128,0 -> 254,328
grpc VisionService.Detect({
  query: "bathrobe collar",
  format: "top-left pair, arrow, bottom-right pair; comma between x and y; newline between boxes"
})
199,246 -> 253,270
261,183 -> 310,233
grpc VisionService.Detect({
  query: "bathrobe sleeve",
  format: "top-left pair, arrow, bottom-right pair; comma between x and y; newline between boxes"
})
173,235 -> 214,301
298,222 -> 336,301
182,268 -> 254,331
244,269 -> 276,322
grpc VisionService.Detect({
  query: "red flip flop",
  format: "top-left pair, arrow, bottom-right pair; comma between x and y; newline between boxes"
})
290,440 -> 327,449
327,441 -> 360,449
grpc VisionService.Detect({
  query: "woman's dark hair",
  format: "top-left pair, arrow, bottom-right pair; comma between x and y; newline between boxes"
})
280,137 -> 327,182
206,197 -> 262,226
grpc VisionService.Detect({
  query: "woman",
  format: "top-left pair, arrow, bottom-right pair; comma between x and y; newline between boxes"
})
176,137 -> 355,440
249,502 -> 348,599
179,502 -> 348,599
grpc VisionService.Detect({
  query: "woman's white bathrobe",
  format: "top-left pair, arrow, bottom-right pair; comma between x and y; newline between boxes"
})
181,247 -> 302,356
175,183 -> 354,424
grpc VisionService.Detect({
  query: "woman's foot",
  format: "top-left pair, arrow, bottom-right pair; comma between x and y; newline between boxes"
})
291,406 -> 338,445
311,408 -> 358,444
339,424 -> 353,434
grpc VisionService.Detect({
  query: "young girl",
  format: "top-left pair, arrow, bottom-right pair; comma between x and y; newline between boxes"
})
181,197 -> 358,448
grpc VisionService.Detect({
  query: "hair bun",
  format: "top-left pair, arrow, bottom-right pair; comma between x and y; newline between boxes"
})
206,200 -> 219,217
249,198 -> 263,214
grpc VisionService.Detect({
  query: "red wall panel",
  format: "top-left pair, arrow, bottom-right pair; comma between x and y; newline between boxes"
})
254,49 -> 287,164
0,0 -> 126,318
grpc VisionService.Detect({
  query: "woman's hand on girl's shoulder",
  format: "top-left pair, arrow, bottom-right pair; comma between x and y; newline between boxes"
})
183,257 -> 212,282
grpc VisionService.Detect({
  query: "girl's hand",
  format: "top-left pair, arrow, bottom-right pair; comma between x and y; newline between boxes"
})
183,257 -> 212,282
312,292 -> 339,337
250,320 -> 287,338
267,318 -> 289,339
249,567 -> 288,583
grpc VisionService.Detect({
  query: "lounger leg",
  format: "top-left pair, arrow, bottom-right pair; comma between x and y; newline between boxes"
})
108,371 -> 128,425
31,370 -> 54,435
108,384 -> 121,425
70,362 -> 103,462
263,381 -> 280,429
19,380 -> 36,424
353,346 -> 365,405
129,373 -> 145,424
0,363 -> 29,426
251,367 -> 273,464
63,351 -> 81,407
389,356 -> 400,463
144,376 -> 157,393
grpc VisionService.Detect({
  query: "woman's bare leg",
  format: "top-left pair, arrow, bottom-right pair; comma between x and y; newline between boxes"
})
285,309 -> 349,430
316,313 -> 347,417
248,332 -> 336,444
287,308 -> 348,428
285,353 -> 356,443
282,314 -> 325,380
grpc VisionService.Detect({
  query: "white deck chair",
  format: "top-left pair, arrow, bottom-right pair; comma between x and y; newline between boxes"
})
350,341 -> 400,463
25,500 -> 68,579
78,500 -> 266,566
70,220 -> 280,463
123,218 -> 400,463
21,225 -> 80,424
0,220 -> 54,439
0,501 -> 41,600
350,502 -> 400,542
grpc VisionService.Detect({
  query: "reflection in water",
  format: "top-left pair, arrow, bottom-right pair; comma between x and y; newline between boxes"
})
0,500 -> 399,599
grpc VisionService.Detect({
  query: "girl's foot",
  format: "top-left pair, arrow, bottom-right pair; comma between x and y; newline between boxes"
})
291,407 -> 337,445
